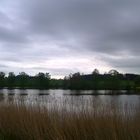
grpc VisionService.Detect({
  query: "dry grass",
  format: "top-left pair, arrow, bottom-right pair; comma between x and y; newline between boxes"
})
0,99 -> 139,140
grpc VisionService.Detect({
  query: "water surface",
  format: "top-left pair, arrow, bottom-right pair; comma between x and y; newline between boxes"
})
0,89 -> 139,108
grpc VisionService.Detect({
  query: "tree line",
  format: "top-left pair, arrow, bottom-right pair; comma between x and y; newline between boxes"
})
63,69 -> 140,90
0,72 -> 50,89
0,69 -> 140,90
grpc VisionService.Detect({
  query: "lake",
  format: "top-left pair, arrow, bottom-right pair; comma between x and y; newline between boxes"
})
0,89 -> 140,110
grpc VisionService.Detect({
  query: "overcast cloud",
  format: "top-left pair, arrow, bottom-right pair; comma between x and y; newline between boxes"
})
0,0 -> 140,78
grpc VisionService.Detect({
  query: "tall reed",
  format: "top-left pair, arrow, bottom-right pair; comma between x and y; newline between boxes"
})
0,98 -> 139,140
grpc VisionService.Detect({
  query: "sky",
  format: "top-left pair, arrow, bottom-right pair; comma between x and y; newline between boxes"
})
0,0 -> 140,78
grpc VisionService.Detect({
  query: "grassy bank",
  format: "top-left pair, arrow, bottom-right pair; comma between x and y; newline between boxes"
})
0,100 -> 140,140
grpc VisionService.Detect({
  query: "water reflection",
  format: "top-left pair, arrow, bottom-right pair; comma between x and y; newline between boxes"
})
7,89 -> 15,96
18,89 -> 28,96
38,90 -> 49,96
0,93 -> 4,102
0,89 -> 139,110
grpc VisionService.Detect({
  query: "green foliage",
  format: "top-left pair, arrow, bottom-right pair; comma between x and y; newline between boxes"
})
35,72 -> 50,89
0,70 -> 139,90
0,72 -> 5,88
62,70 -> 138,90
0,72 -> 51,89
17,72 -> 29,88
7,72 -> 16,88
135,76 -> 140,89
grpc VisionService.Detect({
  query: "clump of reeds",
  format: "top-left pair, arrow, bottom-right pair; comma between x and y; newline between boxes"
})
0,99 -> 139,140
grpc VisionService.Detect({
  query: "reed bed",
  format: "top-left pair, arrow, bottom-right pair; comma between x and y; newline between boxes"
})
0,98 -> 139,140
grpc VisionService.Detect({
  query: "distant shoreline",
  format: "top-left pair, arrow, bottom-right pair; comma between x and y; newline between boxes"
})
0,88 -> 140,95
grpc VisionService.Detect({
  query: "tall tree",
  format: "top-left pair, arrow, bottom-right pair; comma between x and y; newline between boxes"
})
17,72 -> 29,88
92,69 -> 100,89
0,72 -> 5,88
7,72 -> 16,88
35,72 -> 50,89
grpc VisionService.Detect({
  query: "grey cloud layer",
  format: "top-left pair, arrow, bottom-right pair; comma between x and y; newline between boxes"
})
20,0 -> 140,54
0,0 -> 140,75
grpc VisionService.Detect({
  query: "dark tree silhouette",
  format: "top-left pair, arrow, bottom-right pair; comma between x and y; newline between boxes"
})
35,72 -> 50,89
108,69 -> 119,76
0,70 -> 138,90
0,72 -> 5,88
92,69 -> 99,75
134,76 -> 140,90
92,69 -> 100,89
17,72 -> 29,88
7,72 -> 16,88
